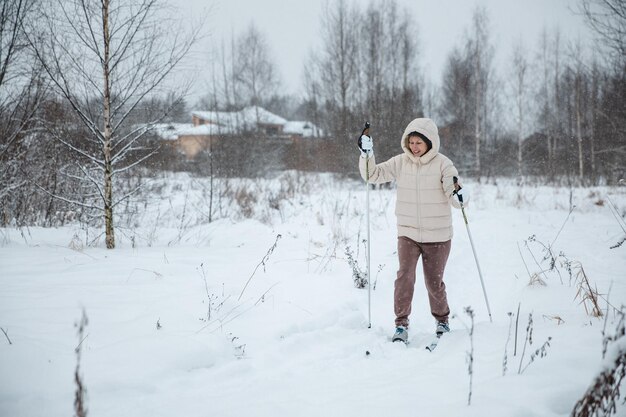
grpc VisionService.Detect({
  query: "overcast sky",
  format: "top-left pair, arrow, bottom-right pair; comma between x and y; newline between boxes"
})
171,0 -> 593,104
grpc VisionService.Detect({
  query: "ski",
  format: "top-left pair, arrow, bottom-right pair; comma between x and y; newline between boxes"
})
425,333 -> 443,352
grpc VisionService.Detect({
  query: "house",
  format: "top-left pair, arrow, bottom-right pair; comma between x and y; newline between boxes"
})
191,106 -> 287,136
148,106 -> 323,159
191,106 -> 323,139
283,121 -> 324,139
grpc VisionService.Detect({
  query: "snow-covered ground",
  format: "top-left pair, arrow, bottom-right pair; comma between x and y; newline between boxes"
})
1,172 -> 625,417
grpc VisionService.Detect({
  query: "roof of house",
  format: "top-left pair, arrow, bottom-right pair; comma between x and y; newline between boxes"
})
142,123 -> 193,140
283,121 -> 323,137
178,123 -> 234,136
192,106 -> 288,130
146,107 -> 323,140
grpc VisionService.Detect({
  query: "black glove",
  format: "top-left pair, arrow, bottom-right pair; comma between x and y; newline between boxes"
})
357,122 -> 373,156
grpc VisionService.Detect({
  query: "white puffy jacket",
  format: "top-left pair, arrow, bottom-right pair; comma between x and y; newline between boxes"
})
359,118 -> 462,243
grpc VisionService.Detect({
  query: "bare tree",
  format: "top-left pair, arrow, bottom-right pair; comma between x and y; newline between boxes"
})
535,28 -> 555,178
0,0 -> 49,224
301,0 -> 422,174
355,0 -> 420,159
360,3 -> 385,128
509,38 -> 530,182
316,0 -> 360,139
27,0 -> 199,248
552,29 -> 564,169
202,23 -> 279,130
439,46 -> 473,164
577,0 -> 626,68
587,56 -> 601,181
222,38 -> 236,109
233,22 -> 279,122
577,0 -> 625,184
439,6 -> 494,177
467,5 -> 494,179
570,40 -> 587,181
532,27 -> 575,182
0,0 -> 41,168
361,0 -> 421,159
0,0 -> 31,89
302,51 -> 323,138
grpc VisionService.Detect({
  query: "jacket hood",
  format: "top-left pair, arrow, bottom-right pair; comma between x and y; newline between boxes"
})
401,118 -> 440,163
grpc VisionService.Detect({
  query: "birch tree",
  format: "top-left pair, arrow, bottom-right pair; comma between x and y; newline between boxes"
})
510,39 -> 530,182
440,6 -> 494,177
439,46 -> 474,170
467,5 -> 494,179
27,0 -> 198,248
535,28 -> 555,178
587,57 -> 601,180
552,30 -> 563,169
578,0 -> 625,183
570,40 -> 587,181
302,0 -> 422,172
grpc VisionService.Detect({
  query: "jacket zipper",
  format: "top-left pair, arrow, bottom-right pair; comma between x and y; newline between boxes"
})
416,159 -> 421,241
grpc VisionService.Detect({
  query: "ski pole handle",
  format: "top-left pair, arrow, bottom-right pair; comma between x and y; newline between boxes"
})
362,121 -> 370,137
453,176 -> 463,204
358,121 -> 372,156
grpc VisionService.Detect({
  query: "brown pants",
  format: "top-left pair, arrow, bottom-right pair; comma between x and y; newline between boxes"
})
395,236 -> 451,327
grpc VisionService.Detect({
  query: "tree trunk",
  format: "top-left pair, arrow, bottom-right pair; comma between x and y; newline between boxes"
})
590,64 -> 599,182
575,72 -> 584,181
101,0 -> 114,249
513,41 -> 527,183
474,55 -> 481,179
553,32 -> 561,174
517,99 -> 523,181
472,14 -> 483,180
541,33 -> 554,179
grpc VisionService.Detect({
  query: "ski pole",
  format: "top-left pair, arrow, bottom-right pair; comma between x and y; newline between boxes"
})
361,122 -> 372,329
453,177 -> 493,323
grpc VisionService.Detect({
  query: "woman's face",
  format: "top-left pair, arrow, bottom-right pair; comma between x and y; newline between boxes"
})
408,136 -> 428,157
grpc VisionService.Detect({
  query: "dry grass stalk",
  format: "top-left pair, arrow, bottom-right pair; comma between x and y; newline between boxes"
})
238,234 -> 281,301
543,315 -> 565,325
503,312 -> 514,376
464,306 -> 475,406
74,309 -> 88,417
571,261 -> 603,318
529,272 -> 547,286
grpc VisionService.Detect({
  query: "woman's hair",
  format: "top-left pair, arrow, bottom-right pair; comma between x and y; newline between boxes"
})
407,131 -> 432,151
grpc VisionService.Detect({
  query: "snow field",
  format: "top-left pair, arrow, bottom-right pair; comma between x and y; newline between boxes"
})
1,173 -> 624,417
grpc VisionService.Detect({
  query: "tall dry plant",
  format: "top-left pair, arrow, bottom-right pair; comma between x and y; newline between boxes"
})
464,306 -> 475,406
345,245 -> 367,289
74,309 -> 88,417
570,260 -> 603,318
238,234 -> 281,301
517,312 -> 553,375
571,310 -> 625,416
522,231 -> 606,319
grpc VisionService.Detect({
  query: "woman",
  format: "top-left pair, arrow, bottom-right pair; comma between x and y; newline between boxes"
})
358,117 -> 468,343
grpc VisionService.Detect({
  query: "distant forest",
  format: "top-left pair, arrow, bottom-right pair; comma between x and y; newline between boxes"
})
1,0 -> 624,244
197,0 -> 625,184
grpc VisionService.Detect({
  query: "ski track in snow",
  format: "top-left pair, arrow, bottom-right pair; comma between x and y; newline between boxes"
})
1,174 -> 625,417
